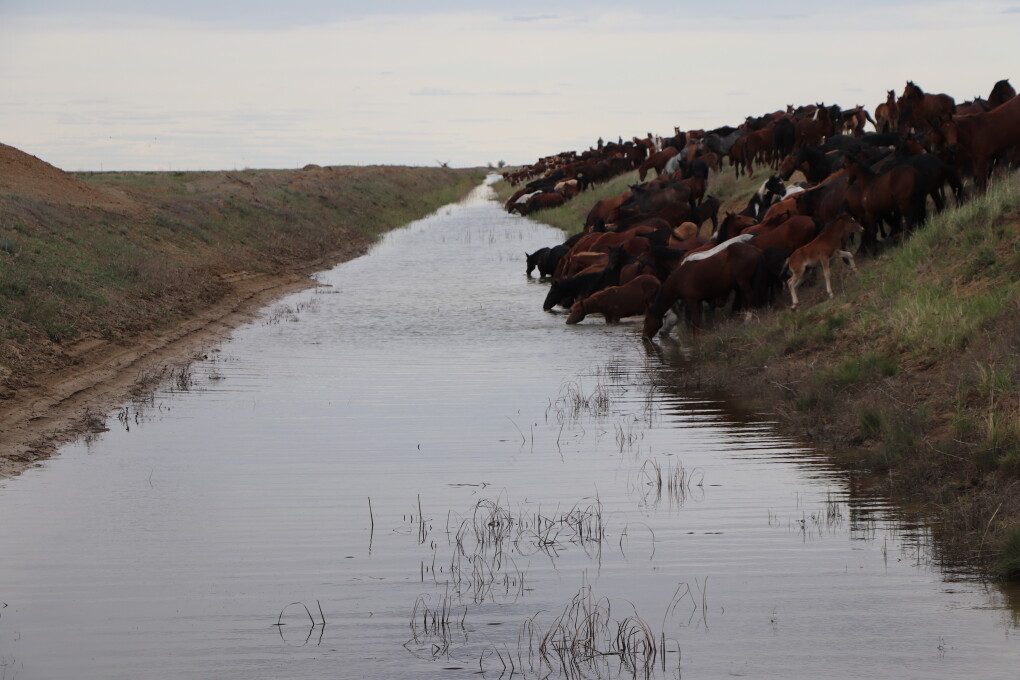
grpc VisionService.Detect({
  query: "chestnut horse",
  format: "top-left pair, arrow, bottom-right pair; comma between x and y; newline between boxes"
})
638,147 -> 679,181
786,215 -> 864,309
874,90 -> 899,134
566,275 -> 661,324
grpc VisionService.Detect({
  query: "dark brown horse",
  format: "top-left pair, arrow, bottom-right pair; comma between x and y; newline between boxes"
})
898,81 -> 956,132
938,92 -> 1020,193
988,79 -> 1016,110
642,240 -> 764,339
617,180 -> 693,227
842,156 -> 922,251
793,172 -> 850,227
795,105 -> 834,150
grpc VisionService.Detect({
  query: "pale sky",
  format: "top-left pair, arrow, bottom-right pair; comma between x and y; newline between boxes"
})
2,1 -> 1017,171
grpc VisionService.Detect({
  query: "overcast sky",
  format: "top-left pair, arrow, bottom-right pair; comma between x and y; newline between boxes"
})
2,1 -> 1017,171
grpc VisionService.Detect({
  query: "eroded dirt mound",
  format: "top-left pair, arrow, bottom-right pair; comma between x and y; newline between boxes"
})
0,142 -> 133,209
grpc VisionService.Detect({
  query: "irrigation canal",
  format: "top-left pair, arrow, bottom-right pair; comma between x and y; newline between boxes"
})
1,178 -> 1018,679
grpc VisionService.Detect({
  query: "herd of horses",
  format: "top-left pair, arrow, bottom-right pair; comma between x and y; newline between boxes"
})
507,79 -> 1019,340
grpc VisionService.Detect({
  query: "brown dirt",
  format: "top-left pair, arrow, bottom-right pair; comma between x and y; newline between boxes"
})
0,143 -> 480,480
0,268 -> 322,479
0,142 -> 137,211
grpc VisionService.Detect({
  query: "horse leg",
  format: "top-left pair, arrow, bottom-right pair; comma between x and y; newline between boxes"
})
687,298 -> 703,338
642,285 -> 678,339
787,265 -> 804,310
836,250 -> 857,273
822,259 -> 835,298
974,157 -> 991,194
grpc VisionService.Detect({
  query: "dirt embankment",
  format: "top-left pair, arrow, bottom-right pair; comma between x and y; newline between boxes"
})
0,143 -> 485,479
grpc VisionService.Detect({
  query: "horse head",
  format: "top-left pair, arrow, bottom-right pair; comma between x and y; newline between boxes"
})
565,300 -> 586,325
937,118 -> 959,150
765,175 -> 786,197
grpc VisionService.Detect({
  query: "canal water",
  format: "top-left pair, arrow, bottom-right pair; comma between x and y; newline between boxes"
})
0,179 -> 1017,679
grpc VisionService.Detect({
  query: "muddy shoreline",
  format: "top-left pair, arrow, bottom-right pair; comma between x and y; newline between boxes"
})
0,253 -> 353,480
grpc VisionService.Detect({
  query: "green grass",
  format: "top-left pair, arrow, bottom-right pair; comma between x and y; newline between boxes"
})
1,166 -> 483,351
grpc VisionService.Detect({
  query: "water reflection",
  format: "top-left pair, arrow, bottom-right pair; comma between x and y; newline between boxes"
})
0,180 -> 1017,679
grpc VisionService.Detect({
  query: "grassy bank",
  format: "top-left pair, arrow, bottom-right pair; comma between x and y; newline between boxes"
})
0,158 -> 485,395
503,167 -> 1020,579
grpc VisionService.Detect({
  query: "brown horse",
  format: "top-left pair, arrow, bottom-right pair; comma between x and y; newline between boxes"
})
874,90 -> 899,134
794,171 -> 851,228
786,215 -> 864,309
617,180 -> 693,227
638,147 -> 679,181
566,275 -> 661,324
842,157 -> 921,251
898,81 -> 955,132
584,190 -> 632,231
938,92 -> 1020,193
988,79 -> 1016,110
747,215 -> 820,254
642,240 -> 764,339
795,105 -> 834,149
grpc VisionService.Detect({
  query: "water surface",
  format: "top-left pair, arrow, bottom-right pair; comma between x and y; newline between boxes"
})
1,180 -> 1017,679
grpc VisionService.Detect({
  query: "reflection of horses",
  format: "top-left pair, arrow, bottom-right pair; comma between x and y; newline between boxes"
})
786,215 -> 864,310
566,275 -> 661,324
938,93 -> 1020,193
642,241 -> 765,339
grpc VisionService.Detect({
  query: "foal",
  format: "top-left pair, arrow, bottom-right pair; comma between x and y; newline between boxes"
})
786,215 -> 864,310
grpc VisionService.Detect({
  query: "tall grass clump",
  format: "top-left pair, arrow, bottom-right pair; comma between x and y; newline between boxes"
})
995,527 -> 1020,580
